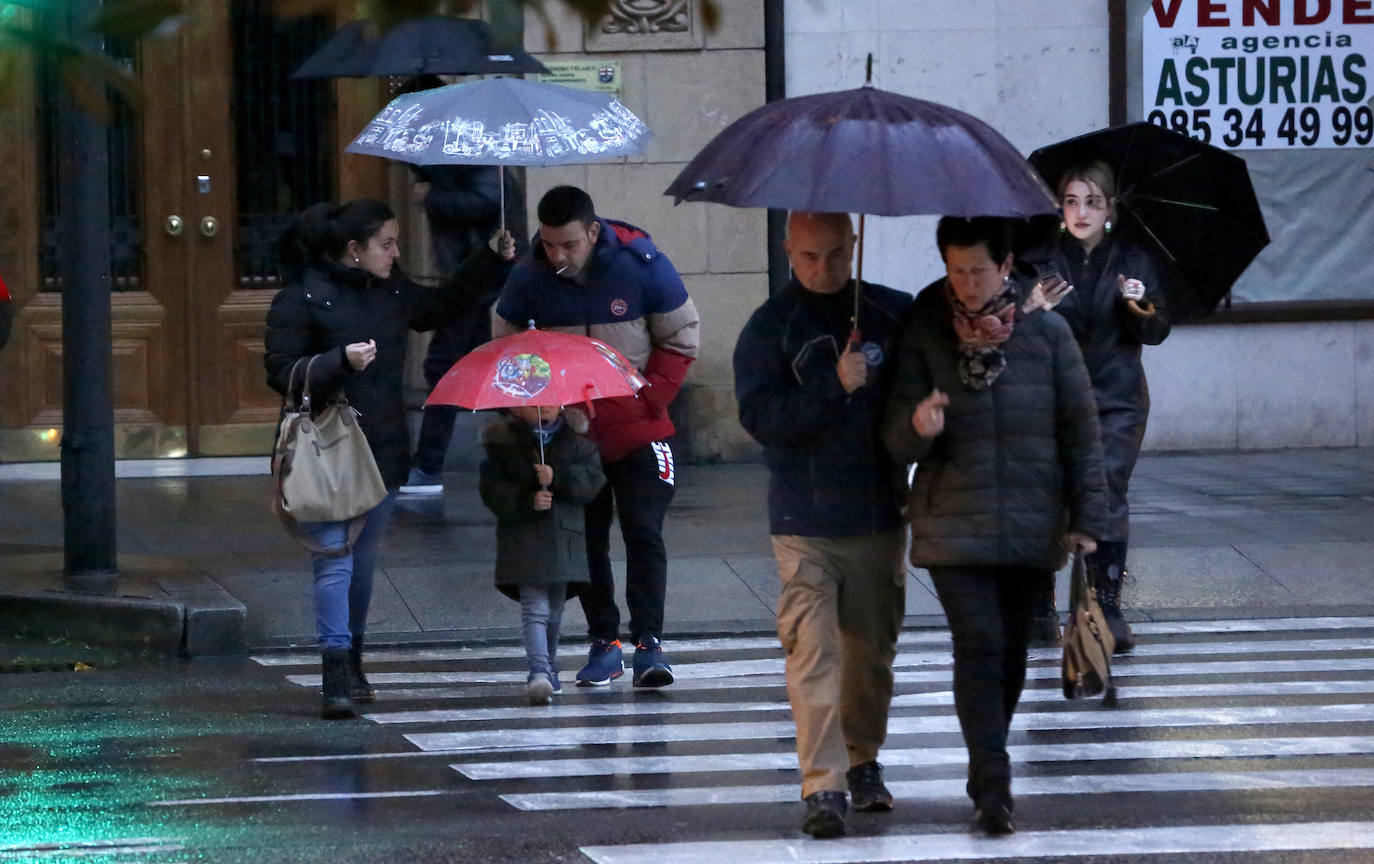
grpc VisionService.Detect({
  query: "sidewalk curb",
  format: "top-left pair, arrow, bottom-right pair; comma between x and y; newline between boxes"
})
0,561 -> 246,658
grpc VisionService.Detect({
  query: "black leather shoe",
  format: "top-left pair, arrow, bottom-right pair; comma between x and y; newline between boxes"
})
801,790 -> 847,839
846,760 -> 894,812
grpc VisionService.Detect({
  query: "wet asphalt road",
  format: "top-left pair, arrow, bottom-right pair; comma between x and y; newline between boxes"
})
7,618 -> 1374,863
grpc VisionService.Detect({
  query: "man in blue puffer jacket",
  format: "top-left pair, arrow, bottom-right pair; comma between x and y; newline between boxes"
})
733,212 -> 912,839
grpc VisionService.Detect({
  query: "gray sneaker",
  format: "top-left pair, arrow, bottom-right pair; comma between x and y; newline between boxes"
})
399,468 -> 443,495
525,672 -> 554,706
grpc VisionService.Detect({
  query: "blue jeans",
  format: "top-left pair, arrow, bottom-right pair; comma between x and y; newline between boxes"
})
519,583 -> 567,675
302,492 -> 398,651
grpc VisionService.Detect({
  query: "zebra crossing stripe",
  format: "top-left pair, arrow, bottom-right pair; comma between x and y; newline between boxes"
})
362,678 -> 1374,724
150,790 -> 451,807
453,734 -> 1374,781
899,678 -> 1374,706
579,820 -> 1374,864
367,675 -> 790,700
405,702 -> 1374,753
365,700 -> 788,725
283,644 -> 1374,690
0,838 -> 186,858
505,766 -> 1374,811
289,656 -> 1374,695
249,616 -> 1374,667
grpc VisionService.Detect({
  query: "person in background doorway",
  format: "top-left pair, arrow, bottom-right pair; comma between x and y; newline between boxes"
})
398,74 -> 529,496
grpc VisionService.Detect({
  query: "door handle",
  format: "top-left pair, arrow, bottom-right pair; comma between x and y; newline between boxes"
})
165,215 -> 183,236
199,216 -> 218,238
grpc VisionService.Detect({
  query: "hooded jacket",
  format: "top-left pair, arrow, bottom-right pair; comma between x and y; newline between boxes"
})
492,218 -> 700,463
479,411 -> 606,598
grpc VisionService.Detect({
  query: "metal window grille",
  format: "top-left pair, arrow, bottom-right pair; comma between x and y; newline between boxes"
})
37,35 -> 142,292
233,0 -> 335,288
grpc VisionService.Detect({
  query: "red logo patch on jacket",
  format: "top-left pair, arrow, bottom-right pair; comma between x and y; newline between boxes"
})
610,298 -> 628,317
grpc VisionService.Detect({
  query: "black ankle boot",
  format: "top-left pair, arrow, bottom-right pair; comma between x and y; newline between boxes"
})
1091,543 -> 1135,654
321,648 -> 357,720
348,636 -> 374,703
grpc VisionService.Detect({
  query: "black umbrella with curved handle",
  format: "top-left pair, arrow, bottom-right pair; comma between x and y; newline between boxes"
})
1029,122 -> 1270,318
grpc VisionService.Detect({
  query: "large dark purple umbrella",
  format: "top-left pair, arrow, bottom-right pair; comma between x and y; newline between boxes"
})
1029,122 -> 1269,318
292,15 -> 548,79
665,68 -> 1053,218
665,58 -> 1054,327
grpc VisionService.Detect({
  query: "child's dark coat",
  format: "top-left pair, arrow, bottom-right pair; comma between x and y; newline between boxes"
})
478,412 -> 606,599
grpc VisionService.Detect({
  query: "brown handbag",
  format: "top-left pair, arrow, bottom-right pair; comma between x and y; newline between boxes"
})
272,354 -> 387,557
1061,550 -> 1119,707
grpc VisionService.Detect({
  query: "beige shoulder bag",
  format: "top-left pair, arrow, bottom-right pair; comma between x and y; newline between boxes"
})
272,354 -> 387,557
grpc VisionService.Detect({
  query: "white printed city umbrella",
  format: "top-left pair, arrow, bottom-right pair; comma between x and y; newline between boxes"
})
346,76 -> 652,229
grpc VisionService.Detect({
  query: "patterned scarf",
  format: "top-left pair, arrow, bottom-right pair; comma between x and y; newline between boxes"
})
948,278 -> 1018,390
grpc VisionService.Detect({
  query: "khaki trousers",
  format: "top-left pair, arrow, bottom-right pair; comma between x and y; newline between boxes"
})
772,529 -> 907,799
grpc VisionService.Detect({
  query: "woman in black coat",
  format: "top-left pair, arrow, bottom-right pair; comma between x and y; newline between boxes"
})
1022,160 -> 1173,654
883,216 -> 1106,836
264,198 -> 513,719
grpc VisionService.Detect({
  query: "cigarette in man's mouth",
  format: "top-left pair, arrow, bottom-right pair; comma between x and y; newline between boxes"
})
556,266 -> 569,275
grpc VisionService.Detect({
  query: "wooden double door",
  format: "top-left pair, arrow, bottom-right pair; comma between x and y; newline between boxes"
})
0,1 -> 382,461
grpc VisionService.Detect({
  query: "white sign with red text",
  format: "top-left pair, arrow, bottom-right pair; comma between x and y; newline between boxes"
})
1142,0 -> 1374,148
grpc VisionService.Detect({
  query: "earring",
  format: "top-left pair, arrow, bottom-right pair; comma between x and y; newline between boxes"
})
1059,220 -> 1066,233
1104,220 -> 1113,234
353,256 -> 360,264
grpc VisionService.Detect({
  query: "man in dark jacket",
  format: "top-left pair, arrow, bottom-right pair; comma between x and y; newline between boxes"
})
492,185 -> 699,690
734,212 -> 912,839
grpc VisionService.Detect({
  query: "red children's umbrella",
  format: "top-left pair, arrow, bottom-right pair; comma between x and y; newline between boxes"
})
427,323 -> 645,411
427,323 -> 646,461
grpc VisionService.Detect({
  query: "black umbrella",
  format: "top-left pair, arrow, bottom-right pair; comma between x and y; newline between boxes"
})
292,15 -> 549,79
1028,122 -> 1270,318
665,57 -> 1055,328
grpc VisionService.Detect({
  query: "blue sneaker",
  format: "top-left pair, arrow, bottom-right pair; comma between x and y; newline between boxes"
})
632,636 -> 674,689
575,639 -> 624,687
550,659 -> 562,693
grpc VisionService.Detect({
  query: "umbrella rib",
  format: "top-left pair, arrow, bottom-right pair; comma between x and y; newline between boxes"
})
1127,194 -> 1221,213
1128,214 -> 1180,266
1120,151 -> 1205,199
